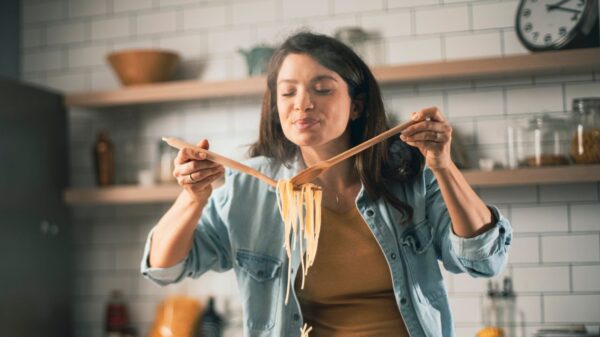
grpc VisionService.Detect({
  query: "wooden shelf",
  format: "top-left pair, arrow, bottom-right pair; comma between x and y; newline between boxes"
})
65,48 -> 600,108
66,76 -> 266,108
462,164 -> 600,187
64,184 -> 182,204
64,179 -> 225,204
64,165 -> 600,205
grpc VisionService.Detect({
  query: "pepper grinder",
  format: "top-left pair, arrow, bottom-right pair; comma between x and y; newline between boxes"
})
94,130 -> 114,186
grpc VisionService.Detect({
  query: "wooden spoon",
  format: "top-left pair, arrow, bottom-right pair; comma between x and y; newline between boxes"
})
162,137 -> 278,187
289,119 -> 415,186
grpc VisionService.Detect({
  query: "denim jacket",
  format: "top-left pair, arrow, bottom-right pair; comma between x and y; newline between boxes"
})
141,155 -> 512,337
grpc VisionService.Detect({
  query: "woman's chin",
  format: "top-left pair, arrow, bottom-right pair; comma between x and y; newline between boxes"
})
289,134 -> 324,147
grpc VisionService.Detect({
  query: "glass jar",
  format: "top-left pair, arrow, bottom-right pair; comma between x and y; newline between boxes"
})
521,113 -> 572,167
570,97 -> 600,164
506,117 -> 527,169
157,140 -> 176,183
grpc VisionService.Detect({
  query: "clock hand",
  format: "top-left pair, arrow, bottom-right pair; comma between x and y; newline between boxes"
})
546,5 -> 581,14
547,0 -> 571,11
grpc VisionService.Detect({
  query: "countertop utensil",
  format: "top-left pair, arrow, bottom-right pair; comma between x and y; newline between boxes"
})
289,119 -> 415,186
162,137 -> 277,187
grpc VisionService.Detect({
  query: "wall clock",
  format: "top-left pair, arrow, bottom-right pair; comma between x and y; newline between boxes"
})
516,0 -> 599,51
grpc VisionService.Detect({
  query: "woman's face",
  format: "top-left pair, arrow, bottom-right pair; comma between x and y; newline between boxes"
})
276,53 -> 358,149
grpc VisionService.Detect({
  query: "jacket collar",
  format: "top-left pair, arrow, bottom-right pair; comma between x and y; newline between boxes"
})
264,154 -> 307,192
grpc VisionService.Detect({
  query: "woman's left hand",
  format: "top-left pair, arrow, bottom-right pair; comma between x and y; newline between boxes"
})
399,106 -> 453,170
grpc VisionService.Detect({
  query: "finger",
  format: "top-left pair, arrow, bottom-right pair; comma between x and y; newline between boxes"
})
197,139 -> 209,150
411,106 -> 446,123
190,169 -> 224,188
178,172 -> 201,186
401,120 -> 449,137
188,166 -> 224,184
175,146 -> 207,165
402,131 -> 449,143
175,159 -> 221,177
404,139 -> 445,152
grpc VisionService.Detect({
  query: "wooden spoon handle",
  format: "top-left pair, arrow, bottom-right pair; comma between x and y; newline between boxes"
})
162,137 -> 278,187
326,120 -> 415,165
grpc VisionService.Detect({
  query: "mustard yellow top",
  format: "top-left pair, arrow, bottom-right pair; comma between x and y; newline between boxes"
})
294,206 -> 409,337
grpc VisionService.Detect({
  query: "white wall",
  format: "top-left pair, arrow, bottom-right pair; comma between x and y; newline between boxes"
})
21,0 -> 600,336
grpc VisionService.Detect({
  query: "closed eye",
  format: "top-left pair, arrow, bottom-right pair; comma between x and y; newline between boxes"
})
315,89 -> 332,95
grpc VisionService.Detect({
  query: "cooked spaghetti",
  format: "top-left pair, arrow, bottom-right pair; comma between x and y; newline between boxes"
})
300,323 -> 313,337
276,180 -> 323,307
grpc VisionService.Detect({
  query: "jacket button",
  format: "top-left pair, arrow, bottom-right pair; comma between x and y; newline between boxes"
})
292,313 -> 300,321
499,226 -> 506,234
400,297 -> 407,305
390,253 -> 397,260
366,209 -> 374,217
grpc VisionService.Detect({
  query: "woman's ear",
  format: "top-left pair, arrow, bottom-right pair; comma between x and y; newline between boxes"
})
351,94 -> 365,121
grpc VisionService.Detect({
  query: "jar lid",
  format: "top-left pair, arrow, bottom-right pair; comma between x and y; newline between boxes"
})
572,97 -> 600,114
527,113 -> 569,130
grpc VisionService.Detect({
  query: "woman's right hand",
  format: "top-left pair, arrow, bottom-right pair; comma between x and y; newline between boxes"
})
173,139 -> 225,204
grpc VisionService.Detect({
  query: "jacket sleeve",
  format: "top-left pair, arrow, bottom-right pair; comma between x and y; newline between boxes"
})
424,167 -> 512,278
140,171 -> 234,286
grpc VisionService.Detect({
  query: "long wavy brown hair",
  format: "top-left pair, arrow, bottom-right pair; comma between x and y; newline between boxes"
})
249,31 -> 423,223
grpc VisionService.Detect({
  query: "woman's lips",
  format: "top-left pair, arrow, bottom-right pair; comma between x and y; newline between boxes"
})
293,118 -> 319,130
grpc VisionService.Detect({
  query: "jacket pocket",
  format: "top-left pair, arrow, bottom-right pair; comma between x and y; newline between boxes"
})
401,220 -> 434,254
400,220 -> 445,304
235,249 -> 282,331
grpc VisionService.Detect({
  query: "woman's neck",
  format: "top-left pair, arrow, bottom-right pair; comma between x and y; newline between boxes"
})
298,135 -> 361,194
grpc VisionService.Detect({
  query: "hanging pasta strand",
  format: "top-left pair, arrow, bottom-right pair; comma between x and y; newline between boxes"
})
300,323 -> 313,337
276,179 -> 323,337
296,185 -> 307,288
276,180 -> 322,307
312,190 -> 323,263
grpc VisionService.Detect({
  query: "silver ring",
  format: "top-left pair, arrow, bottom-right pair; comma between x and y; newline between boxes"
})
189,172 -> 196,183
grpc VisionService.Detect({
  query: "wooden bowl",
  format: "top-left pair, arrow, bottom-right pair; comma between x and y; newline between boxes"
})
107,49 -> 180,86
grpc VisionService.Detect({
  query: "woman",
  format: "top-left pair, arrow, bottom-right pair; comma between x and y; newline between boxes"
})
141,32 -> 512,337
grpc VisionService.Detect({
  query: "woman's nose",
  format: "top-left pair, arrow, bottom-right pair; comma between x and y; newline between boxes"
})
294,90 -> 314,111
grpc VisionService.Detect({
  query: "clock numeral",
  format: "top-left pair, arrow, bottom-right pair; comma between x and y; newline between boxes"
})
577,0 -> 585,7
559,26 -> 567,36
544,33 -> 553,44
571,12 -> 580,21
532,32 -> 539,40
524,22 -> 533,32
523,8 -> 531,18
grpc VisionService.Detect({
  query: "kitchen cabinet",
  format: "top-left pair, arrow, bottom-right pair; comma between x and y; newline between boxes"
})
0,80 -> 71,337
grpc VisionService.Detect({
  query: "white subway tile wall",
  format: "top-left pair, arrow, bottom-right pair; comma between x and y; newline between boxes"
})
387,36 -> 443,64
472,1 -> 518,30
512,266 -> 571,292
444,31 -> 503,59
414,5 -> 469,35
511,205 -> 569,233
21,0 -> 600,336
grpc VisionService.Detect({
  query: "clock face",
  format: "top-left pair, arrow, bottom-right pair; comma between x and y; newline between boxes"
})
517,0 -> 591,50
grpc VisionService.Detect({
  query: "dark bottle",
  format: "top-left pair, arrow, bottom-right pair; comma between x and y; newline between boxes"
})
198,297 -> 223,337
105,290 -> 129,337
94,130 -> 114,186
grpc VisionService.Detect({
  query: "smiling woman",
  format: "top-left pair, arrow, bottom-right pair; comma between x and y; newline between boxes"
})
141,31 -> 513,337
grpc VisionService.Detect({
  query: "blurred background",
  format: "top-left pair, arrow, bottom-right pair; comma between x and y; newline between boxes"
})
1,0 -> 600,337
